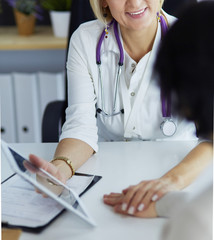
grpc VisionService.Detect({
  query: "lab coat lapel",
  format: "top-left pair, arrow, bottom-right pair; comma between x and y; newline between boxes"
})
116,25 -> 131,127
124,24 -> 161,138
98,23 -> 121,112
102,23 -> 132,126
120,67 -> 131,126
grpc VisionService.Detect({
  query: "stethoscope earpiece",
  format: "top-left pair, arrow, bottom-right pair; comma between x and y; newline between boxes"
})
160,119 -> 177,137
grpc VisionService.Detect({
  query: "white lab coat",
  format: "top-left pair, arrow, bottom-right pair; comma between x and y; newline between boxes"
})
60,11 -> 197,152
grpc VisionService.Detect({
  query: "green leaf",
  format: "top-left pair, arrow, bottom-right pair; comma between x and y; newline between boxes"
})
41,0 -> 72,11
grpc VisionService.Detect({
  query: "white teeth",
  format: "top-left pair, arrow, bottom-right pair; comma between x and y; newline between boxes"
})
129,9 -> 145,15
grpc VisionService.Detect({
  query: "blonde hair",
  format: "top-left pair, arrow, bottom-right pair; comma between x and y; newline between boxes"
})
90,0 -> 165,24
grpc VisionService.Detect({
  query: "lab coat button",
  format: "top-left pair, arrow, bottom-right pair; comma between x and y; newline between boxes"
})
131,63 -> 136,73
130,92 -> 135,96
133,126 -> 136,130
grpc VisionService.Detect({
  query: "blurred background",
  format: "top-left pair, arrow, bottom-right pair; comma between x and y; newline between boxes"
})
0,0 -> 197,144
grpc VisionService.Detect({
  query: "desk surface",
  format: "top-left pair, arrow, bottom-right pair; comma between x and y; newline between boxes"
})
0,26 -> 67,50
2,141 -> 198,240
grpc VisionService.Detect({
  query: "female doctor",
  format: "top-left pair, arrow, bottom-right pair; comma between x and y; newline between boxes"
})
29,0 -> 212,213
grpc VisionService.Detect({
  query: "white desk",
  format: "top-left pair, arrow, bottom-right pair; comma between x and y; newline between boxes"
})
2,141 -> 199,240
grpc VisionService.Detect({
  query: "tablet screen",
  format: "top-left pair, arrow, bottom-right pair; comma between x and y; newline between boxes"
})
9,148 -> 72,200
2,143 -> 96,226
9,147 -> 86,212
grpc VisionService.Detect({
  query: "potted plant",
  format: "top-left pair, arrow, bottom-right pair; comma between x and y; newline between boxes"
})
5,0 -> 42,36
41,0 -> 72,38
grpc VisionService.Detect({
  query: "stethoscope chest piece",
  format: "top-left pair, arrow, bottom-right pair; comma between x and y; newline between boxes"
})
160,118 -> 176,137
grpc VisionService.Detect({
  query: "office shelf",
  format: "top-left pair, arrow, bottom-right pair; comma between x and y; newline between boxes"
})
0,26 -> 67,50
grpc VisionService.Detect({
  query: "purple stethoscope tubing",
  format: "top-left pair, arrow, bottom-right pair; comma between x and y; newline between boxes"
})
96,20 -> 124,116
96,13 -> 176,135
159,13 -> 171,118
96,20 -> 124,65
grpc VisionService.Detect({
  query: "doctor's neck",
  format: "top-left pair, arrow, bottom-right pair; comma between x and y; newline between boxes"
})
120,18 -> 158,63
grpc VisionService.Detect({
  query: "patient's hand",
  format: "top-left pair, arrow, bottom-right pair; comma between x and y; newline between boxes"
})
103,177 -> 178,218
103,192 -> 157,218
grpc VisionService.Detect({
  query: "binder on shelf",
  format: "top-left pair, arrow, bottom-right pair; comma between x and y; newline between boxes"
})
37,72 -> 65,124
13,73 -> 41,143
0,74 -> 17,142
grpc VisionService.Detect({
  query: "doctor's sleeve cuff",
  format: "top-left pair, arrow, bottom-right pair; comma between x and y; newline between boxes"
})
59,132 -> 99,153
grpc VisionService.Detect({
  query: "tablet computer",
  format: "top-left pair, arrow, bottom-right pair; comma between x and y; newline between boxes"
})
1,140 -> 97,228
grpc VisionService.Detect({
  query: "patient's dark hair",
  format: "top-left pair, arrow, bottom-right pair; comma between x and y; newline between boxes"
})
155,1 -> 214,139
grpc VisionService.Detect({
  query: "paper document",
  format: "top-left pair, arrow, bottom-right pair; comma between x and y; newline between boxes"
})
1,140 -> 101,229
2,174 -> 94,228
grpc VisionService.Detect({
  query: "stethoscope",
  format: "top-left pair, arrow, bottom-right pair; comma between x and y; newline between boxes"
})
96,13 -> 176,137
96,19 -> 124,117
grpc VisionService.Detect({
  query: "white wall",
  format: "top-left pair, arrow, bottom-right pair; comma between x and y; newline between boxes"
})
0,49 -> 66,73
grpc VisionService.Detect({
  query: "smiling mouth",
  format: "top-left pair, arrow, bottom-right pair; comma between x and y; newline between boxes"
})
128,8 -> 146,16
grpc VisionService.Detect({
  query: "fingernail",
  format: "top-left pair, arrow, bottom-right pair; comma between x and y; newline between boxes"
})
137,203 -> 144,211
121,203 -> 127,211
128,206 -> 135,215
152,194 -> 158,201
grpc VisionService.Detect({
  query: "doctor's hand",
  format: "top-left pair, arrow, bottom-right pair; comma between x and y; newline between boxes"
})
103,177 -> 179,217
27,154 -> 70,197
